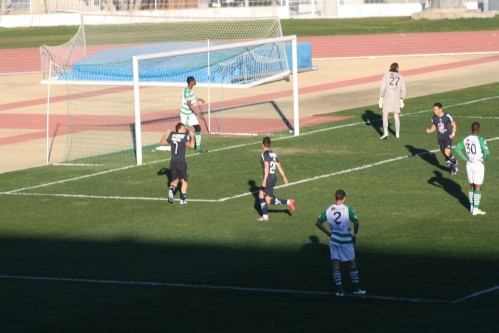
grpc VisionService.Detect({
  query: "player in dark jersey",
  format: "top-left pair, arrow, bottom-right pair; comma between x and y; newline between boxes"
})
159,122 -> 195,204
425,102 -> 459,176
258,136 -> 295,221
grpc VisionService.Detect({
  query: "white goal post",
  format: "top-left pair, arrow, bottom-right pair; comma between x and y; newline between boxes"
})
132,35 -> 299,165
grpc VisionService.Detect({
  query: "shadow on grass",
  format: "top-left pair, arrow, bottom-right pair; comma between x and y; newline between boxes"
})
427,170 -> 469,211
361,109 -> 383,136
248,179 -> 292,217
406,145 -> 448,172
0,235 -> 498,332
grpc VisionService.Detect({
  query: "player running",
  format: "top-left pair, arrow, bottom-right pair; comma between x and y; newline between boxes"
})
425,102 -> 459,176
257,136 -> 295,221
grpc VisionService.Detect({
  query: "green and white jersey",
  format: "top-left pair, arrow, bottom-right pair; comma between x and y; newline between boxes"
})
318,204 -> 358,246
455,135 -> 490,163
180,87 -> 197,115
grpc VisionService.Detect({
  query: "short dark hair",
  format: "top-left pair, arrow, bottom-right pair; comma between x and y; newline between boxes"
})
433,102 -> 443,109
471,121 -> 480,132
262,136 -> 271,147
175,122 -> 185,132
187,76 -> 195,84
335,189 -> 346,201
389,63 -> 399,72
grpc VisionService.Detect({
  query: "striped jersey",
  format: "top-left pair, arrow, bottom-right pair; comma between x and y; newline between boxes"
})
317,204 -> 358,246
455,135 -> 490,163
180,87 -> 197,115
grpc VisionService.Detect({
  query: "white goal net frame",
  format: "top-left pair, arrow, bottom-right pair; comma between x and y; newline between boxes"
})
132,35 -> 299,165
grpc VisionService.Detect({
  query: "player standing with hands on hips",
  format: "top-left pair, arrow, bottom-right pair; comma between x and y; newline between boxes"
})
181,76 -> 206,153
257,136 -> 295,221
379,62 -> 406,139
160,122 -> 195,205
315,189 -> 366,297
454,122 -> 490,215
426,102 -> 459,176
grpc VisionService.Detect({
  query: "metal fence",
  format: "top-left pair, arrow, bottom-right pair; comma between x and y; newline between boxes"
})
1,0 -> 427,15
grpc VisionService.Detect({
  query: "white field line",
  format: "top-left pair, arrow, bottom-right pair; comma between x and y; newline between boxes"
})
1,96 -> 498,199
0,273 -> 450,304
452,285 -> 499,304
3,136 -> 498,202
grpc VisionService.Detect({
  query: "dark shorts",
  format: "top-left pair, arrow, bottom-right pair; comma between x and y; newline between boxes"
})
438,137 -> 452,153
261,177 -> 277,197
170,160 -> 188,181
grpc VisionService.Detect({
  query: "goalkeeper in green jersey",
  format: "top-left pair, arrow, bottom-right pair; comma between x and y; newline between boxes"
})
180,76 -> 206,153
454,122 -> 490,215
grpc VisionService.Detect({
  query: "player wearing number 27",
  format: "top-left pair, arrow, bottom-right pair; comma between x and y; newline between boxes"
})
257,136 -> 295,221
160,122 -> 195,205
315,189 -> 366,296
379,62 -> 406,139
454,122 -> 490,215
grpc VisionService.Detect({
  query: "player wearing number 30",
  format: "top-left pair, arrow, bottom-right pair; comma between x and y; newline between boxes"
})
160,122 -> 195,205
257,136 -> 295,222
315,189 -> 366,296
454,122 -> 490,216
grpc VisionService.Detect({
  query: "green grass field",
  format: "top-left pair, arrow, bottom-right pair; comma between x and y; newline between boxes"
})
1,81 -> 498,332
1,16 -> 499,48
1,16 -> 499,333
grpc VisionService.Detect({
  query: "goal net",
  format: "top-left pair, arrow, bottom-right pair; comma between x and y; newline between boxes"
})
40,14 -> 298,166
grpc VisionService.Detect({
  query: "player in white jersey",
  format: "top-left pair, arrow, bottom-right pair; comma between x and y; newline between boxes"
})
315,189 -> 366,296
181,76 -> 206,153
379,63 -> 406,139
454,122 -> 490,215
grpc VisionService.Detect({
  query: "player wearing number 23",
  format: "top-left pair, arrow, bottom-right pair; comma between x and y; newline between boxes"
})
257,136 -> 295,221
454,122 -> 490,216
160,122 -> 195,205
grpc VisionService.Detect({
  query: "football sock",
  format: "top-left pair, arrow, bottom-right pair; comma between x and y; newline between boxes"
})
180,193 -> 187,201
349,268 -> 360,291
382,117 -> 388,135
270,198 -> 285,205
473,190 -> 482,209
169,185 -> 177,195
468,190 -> 474,208
395,117 -> 400,135
195,131 -> 201,151
259,198 -> 268,215
333,270 -> 343,292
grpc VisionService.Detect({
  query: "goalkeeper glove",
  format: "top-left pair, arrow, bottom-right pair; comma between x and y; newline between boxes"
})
378,96 -> 383,108
400,99 -> 405,108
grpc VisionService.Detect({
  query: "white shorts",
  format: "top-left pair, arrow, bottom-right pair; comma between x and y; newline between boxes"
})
180,113 -> 199,128
329,242 -> 355,262
466,161 -> 485,185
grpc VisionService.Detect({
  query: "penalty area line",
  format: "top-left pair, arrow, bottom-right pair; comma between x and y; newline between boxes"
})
0,274 -> 448,304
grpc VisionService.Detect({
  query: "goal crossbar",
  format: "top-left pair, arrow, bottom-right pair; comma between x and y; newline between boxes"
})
132,35 -> 299,165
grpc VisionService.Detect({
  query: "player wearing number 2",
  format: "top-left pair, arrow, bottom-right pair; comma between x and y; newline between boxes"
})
315,189 -> 366,296
257,136 -> 295,221
454,122 -> 490,215
379,62 -> 406,139
160,122 -> 195,204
